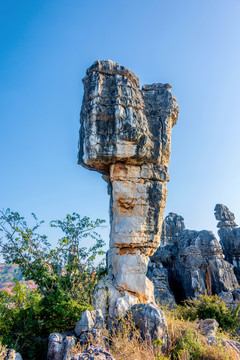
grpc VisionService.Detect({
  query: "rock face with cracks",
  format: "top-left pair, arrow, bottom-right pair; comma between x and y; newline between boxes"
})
214,204 -> 240,283
150,212 -> 238,304
78,60 -> 178,319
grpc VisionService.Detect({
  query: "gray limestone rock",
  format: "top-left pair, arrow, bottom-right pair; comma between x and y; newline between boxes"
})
214,204 -> 240,283
197,319 -> 219,337
161,212 -> 185,247
218,291 -> 239,309
78,60 -> 179,318
196,318 -> 240,357
130,303 -> 169,353
150,213 -> 238,303
47,333 -> 77,360
147,260 -> 176,308
214,204 -> 236,224
74,310 -> 104,337
70,346 -> 115,360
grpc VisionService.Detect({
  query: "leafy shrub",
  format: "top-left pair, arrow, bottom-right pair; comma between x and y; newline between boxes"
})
174,293 -> 240,331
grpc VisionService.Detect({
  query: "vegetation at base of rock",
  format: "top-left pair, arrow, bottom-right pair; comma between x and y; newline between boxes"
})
0,209 -> 106,360
70,309 -> 238,360
174,293 -> 240,331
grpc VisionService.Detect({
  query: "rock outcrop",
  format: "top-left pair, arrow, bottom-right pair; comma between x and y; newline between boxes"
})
150,213 -> 238,303
214,204 -> 240,283
47,333 -> 77,360
70,346 -> 115,360
78,60 -> 178,319
147,258 -> 176,308
197,318 -> 240,357
130,303 -> 169,353
160,212 -> 185,246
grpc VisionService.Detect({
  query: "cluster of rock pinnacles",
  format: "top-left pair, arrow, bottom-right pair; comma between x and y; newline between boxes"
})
148,204 -> 240,308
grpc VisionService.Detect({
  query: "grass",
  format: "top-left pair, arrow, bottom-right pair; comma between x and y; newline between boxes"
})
70,303 -> 239,360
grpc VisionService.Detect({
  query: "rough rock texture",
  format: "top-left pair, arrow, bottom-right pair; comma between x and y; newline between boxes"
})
197,318 -> 240,358
74,310 -> 104,337
70,346 -> 115,360
150,213 -> 238,303
214,204 -> 240,283
160,212 -> 185,246
130,303 -> 169,353
4,350 -> 23,360
197,319 -> 219,337
147,259 -> 176,308
147,213 -> 184,307
47,333 -> 77,360
78,60 -> 178,318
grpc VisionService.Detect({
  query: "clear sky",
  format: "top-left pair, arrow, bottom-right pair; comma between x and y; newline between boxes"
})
1,0 -> 240,249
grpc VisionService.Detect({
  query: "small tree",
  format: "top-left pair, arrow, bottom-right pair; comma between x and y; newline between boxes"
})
0,209 -> 106,359
0,209 -> 106,303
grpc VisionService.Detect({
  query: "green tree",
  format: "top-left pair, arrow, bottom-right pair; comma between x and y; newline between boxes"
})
0,209 -> 106,360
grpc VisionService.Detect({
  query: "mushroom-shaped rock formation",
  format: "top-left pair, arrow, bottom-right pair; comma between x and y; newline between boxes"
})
214,204 -> 240,282
78,60 -> 179,318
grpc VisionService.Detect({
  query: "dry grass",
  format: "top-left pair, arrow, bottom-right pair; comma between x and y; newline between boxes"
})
71,315 -> 166,360
164,307 -> 239,360
70,310 -> 239,360
0,341 -> 7,359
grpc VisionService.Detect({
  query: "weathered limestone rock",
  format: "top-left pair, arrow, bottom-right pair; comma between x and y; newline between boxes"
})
150,213 -> 238,303
78,60 -> 178,318
47,333 -> 77,360
70,346 -> 115,360
197,319 -> 219,337
214,204 -> 240,283
197,319 -> 240,358
130,303 -> 169,353
74,310 -> 104,337
161,212 -> 185,246
147,259 -> 176,308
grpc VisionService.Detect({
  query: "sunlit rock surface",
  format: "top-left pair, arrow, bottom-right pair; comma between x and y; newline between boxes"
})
78,60 -> 178,319
150,212 -> 238,304
214,204 -> 240,283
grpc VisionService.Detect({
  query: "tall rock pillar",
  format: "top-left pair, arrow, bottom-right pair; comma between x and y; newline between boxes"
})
78,60 -> 179,317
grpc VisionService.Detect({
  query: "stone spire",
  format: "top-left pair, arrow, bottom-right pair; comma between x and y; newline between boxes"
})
214,204 -> 240,283
161,212 -> 185,246
78,60 -> 179,319
214,204 -> 237,229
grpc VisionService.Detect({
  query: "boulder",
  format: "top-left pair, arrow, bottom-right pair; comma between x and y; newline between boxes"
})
74,310 -> 104,337
130,303 -> 169,353
70,345 -> 115,360
197,318 -> 240,357
197,319 -> 219,337
47,333 -> 77,360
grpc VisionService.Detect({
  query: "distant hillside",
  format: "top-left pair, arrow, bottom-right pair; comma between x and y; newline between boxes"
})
0,263 -> 36,292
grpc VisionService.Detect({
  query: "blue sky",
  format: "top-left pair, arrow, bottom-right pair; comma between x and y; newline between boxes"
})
1,0 -> 240,248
